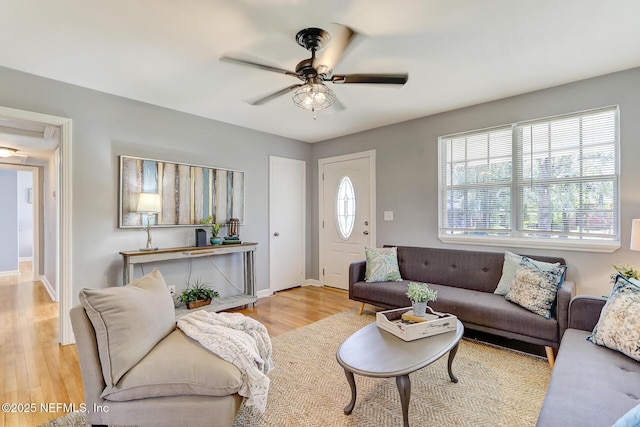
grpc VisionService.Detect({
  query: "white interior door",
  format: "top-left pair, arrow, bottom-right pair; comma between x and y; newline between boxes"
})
320,151 -> 375,290
269,156 -> 305,292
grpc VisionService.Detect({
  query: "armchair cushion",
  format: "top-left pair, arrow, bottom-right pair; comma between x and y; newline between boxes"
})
79,269 -> 176,389
103,329 -> 242,401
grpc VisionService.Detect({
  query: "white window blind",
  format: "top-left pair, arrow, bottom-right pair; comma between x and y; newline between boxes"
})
440,126 -> 513,235
439,106 -> 619,250
516,108 -> 618,240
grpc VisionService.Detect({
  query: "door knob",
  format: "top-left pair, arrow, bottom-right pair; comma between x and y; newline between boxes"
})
363,231 -> 369,235
273,232 -> 280,237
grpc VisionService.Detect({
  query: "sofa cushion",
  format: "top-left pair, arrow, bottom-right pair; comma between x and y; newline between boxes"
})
103,329 -> 242,401
429,284 -> 559,343
79,269 -> 176,389
351,279 -> 558,343
588,274 -> 640,362
536,329 -> 640,427
494,251 -> 560,296
364,246 -> 402,282
505,258 -> 566,319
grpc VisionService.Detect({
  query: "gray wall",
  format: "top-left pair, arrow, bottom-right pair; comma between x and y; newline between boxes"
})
312,67 -> 640,297
0,66 -> 313,302
0,169 -> 18,273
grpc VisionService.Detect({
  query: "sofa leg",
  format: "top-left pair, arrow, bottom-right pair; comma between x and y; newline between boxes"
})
545,346 -> 555,368
358,303 -> 365,315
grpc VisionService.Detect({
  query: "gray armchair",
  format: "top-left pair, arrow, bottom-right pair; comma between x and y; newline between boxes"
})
70,269 -> 243,427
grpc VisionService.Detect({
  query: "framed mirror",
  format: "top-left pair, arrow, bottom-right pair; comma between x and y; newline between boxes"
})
119,155 -> 245,228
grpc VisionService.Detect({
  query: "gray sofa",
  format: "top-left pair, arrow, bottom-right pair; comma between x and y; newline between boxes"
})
537,296 -> 640,426
349,246 -> 575,364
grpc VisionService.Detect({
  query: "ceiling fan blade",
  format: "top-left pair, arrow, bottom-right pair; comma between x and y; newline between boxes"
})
220,56 -> 299,78
330,74 -> 408,85
313,24 -> 355,75
248,84 -> 303,106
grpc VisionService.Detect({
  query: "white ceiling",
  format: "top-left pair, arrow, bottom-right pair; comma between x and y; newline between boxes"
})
1,0 -> 640,143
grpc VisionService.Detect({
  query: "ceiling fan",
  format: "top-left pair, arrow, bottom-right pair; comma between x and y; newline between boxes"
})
220,25 -> 408,117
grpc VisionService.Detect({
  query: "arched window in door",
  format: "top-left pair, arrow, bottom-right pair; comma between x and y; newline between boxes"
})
336,176 -> 356,239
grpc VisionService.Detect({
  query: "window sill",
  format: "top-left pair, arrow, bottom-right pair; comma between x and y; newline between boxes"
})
438,234 -> 620,253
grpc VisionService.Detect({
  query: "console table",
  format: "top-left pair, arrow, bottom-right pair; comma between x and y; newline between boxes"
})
119,243 -> 258,317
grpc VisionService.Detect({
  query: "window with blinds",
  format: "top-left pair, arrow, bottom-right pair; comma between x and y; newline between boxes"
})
439,106 -> 619,250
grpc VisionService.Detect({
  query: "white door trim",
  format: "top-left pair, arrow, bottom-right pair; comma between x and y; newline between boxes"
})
0,105 -> 73,345
318,150 -> 376,286
269,155 -> 306,293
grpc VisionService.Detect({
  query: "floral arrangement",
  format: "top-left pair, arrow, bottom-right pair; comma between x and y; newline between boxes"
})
405,281 -> 438,303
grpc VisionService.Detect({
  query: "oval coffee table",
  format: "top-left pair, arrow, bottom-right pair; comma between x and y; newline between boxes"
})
336,319 -> 464,427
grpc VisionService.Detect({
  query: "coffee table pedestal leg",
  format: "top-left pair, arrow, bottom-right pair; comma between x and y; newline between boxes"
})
447,343 -> 459,383
343,369 -> 357,415
396,374 -> 411,427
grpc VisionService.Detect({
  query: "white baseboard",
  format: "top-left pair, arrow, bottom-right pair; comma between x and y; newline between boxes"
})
303,279 -> 323,287
40,275 -> 58,302
257,289 -> 274,299
19,257 -> 33,262
0,270 -> 19,277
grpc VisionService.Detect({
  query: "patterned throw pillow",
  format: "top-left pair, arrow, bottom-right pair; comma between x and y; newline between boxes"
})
588,275 -> 640,362
505,257 -> 567,318
364,247 -> 402,283
494,251 -> 561,296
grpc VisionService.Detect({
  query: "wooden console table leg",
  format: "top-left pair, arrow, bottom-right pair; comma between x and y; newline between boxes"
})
343,368 -> 357,415
396,374 -> 411,427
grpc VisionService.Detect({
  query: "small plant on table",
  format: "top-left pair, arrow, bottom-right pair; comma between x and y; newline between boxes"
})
405,282 -> 438,317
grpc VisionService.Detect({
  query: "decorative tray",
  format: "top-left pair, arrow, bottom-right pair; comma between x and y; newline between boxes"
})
376,306 -> 457,341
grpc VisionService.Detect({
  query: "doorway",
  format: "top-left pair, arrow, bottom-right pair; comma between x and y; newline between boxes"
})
269,156 -> 306,292
319,150 -> 376,290
0,106 -> 72,345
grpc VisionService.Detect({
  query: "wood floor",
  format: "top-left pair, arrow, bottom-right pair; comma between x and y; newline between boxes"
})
0,262 -> 359,426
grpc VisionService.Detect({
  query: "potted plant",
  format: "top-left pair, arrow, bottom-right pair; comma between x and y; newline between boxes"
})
199,215 -> 223,245
405,281 -> 438,317
179,278 -> 220,309
611,263 -> 640,283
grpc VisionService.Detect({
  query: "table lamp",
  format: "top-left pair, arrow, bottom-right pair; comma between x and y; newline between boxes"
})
631,219 -> 640,251
136,192 -> 161,251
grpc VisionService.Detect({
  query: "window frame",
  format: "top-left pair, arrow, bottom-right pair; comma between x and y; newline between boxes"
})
438,106 -> 620,253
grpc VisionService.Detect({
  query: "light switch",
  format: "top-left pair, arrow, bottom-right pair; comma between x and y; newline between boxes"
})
384,211 -> 393,221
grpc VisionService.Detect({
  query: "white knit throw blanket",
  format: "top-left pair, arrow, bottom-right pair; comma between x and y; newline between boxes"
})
177,310 -> 274,413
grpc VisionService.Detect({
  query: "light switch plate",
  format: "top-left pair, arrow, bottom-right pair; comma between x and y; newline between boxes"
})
384,211 -> 394,221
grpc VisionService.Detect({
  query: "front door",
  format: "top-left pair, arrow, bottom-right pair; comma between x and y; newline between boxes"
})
320,151 -> 375,290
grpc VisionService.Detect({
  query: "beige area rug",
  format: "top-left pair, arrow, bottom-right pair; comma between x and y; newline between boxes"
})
41,309 -> 551,427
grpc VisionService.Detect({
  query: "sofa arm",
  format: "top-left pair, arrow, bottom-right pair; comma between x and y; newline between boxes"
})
568,295 -> 607,332
556,280 -> 576,342
349,261 -> 366,298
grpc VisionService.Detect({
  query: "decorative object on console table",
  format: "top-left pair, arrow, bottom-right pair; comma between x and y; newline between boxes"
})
199,215 -> 223,245
223,236 -> 242,245
405,281 -> 438,317
179,279 -> 220,309
228,217 -> 240,237
136,192 -> 161,251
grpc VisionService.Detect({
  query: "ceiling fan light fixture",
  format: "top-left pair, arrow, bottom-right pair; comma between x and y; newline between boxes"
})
0,146 -> 17,158
292,83 -> 336,112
